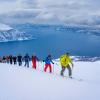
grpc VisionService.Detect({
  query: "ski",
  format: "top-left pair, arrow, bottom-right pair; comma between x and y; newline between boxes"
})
70,77 -> 83,81
53,73 -> 83,82
62,76 -> 83,81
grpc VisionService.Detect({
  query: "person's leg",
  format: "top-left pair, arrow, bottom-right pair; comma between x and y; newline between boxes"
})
10,60 -> 12,64
60,67 -> 66,76
19,62 -> 21,66
11,61 -> 12,64
18,62 -> 20,66
44,64 -> 48,72
24,61 -> 26,67
20,61 -> 22,66
67,65 -> 72,77
15,61 -> 17,65
32,61 -> 36,69
19,61 -> 22,66
49,64 -> 52,73
33,62 -> 36,69
32,61 -> 34,68
27,62 -> 29,68
14,61 -> 15,65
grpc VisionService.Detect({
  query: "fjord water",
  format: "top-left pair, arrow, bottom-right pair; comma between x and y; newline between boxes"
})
0,25 -> 100,58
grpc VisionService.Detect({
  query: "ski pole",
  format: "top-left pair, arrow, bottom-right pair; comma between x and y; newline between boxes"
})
54,62 -> 60,66
43,62 -> 44,71
52,64 -> 54,74
37,61 -> 39,70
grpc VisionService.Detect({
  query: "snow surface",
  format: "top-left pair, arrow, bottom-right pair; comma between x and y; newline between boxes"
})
0,60 -> 100,100
0,23 -> 12,31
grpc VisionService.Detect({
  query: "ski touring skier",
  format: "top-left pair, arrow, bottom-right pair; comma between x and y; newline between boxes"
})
24,54 -> 30,68
60,53 -> 73,78
13,56 -> 17,65
2,56 -> 6,63
44,54 -> 54,73
6,56 -> 10,64
17,54 -> 22,66
32,54 -> 39,69
9,55 -> 13,65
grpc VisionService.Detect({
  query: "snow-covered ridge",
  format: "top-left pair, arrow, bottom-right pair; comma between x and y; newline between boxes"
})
0,23 -> 12,31
54,56 -> 100,63
0,23 -> 34,42
0,23 -> 100,42
0,30 -> 33,42
72,56 -> 100,62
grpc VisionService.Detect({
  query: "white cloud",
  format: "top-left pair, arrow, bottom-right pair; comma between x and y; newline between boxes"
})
0,0 -> 100,25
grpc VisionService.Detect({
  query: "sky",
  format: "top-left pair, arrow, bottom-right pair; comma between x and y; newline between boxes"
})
0,0 -> 100,25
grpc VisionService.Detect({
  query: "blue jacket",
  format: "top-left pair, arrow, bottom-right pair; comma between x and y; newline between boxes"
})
44,56 -> 54,64
24,55 -> 30,62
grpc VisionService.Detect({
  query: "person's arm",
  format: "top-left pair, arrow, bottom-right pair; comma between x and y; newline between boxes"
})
50,58 -> 54,64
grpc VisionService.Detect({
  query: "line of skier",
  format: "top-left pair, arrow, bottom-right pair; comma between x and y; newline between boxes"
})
0,54 -> 39,69
0,53 -> 74,78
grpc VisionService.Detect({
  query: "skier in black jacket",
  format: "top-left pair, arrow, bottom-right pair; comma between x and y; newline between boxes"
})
13,56 -> 17,65
24,54 -> 30,68
9,55 -> 13,65
17,54 -> 22,66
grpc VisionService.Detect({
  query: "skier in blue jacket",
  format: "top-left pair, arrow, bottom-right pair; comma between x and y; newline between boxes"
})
44,54 -> 54,73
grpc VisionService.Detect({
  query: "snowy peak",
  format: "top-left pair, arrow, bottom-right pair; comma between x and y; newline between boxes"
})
0,23 -> 13,31
0,29 -> 33,42
0,23 -> 33,42
0,23 -> 100,42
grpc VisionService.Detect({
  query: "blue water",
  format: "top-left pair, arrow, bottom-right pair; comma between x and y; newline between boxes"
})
0,25 -> 100,58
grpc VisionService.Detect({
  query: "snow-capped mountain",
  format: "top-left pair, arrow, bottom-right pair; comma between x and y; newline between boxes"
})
0,23 -> 12,31
0,23 -> 100,42
0,30 -> 33,42
72,56 -> 100,62
55,24 -> 100,36
0,23 -> 33,42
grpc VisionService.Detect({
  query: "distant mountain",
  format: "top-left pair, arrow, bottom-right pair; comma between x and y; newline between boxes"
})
55,24 -> 100,36
72,56 -> 100,62
0,23 -> 12,31
0,23 -> 33,42
0,23 -> 100,42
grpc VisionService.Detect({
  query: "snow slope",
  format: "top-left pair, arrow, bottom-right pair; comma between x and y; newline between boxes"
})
0,60 -> 100,100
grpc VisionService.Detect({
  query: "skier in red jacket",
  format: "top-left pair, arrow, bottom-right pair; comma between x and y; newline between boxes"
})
32,54 -> 39,69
